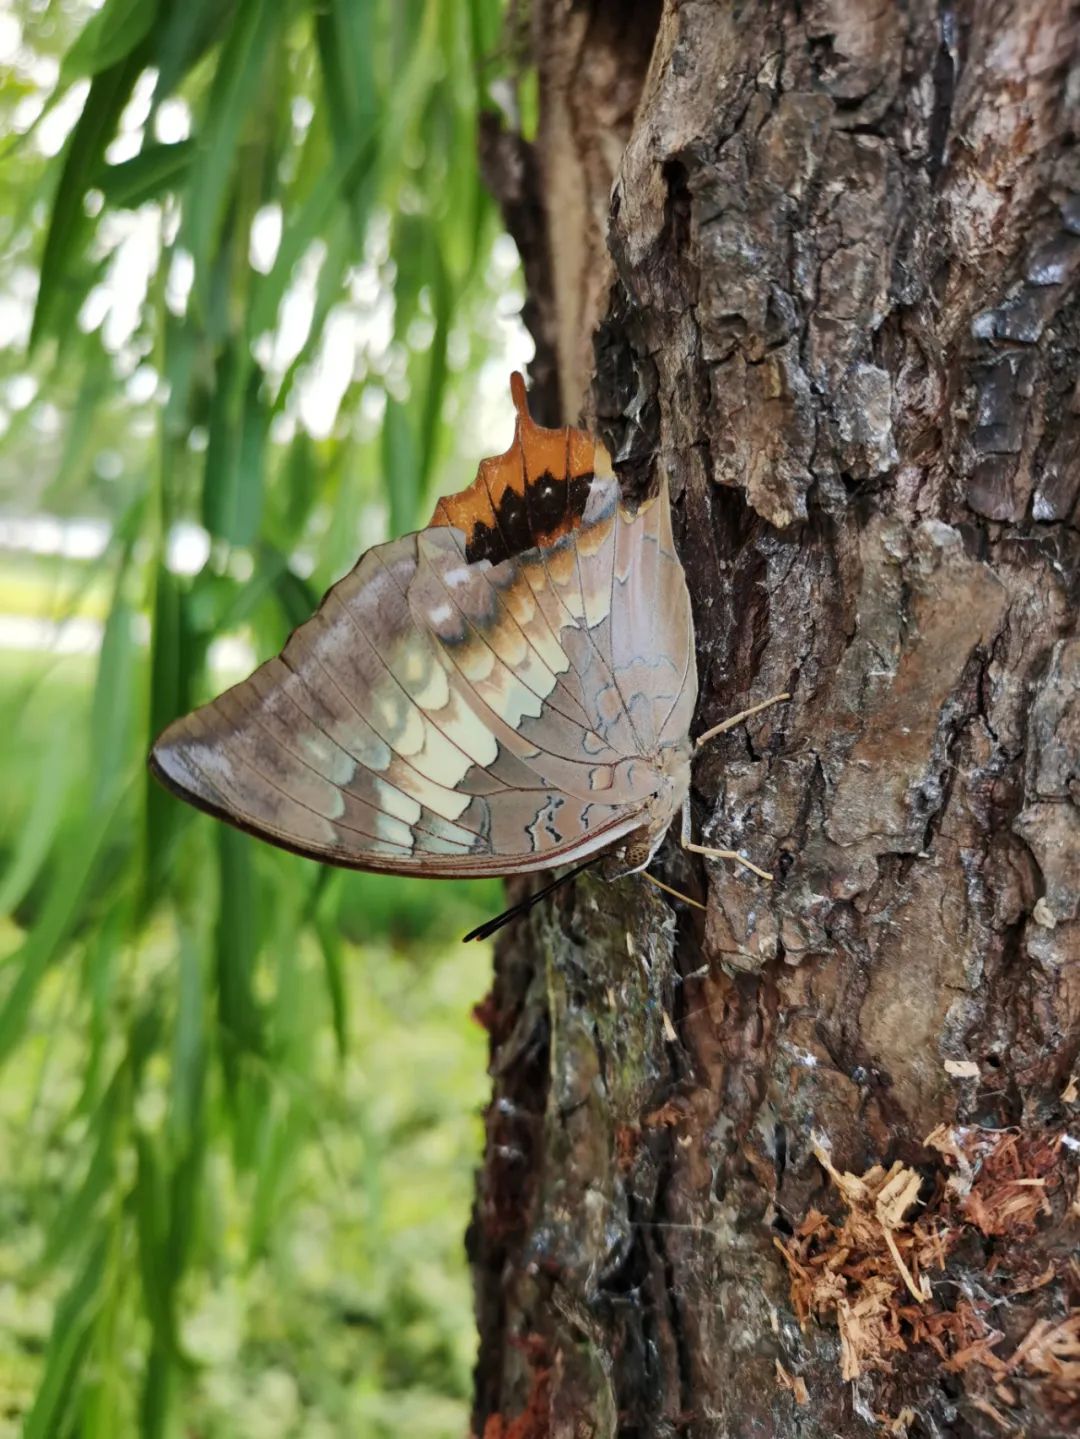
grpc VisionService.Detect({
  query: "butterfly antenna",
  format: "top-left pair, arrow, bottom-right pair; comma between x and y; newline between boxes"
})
463,857 -> 599,943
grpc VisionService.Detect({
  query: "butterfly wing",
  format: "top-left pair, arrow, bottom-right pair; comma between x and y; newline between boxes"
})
150,377 -> 696,877
428,372 -> 695,763
610,472 -> 697,755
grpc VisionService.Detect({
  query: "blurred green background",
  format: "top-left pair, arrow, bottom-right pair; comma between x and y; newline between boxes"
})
0,1 -> 532,1433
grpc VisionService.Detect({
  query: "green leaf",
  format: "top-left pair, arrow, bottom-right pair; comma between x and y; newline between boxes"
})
248,133 -> 376,340
145,562 -> 194,892
162,312 -> 200,440
96,140 -> 195,208
140,1344 -> 173,1439
63,0 -> 160,79
133,1129 -> 178,1358
90,585 -> 137,808
201,344 -> 267,546
214,826 -> 262,1091
281,428 -> 319,536
0,796 -> 123,1069
169,927 -> 206,1147
248,1092 -> 297,1257
147,564 -> 190,762
312,0 -> 378,202
166,1136 -> 205,1289
262,543 -> 318,630
79,907 -> 125,1114
417,238 -> 451,500
31,50 -> 148,348
382,395 -> 420,536
180,0 -> 283,304
22,1240 -> 107,1439
315,910 -> 347,1060
46,356 -> 110,502
152,0 -> 234,103
41,1067 -> 124,1270
267,220 -> 352,419
0,718 -> 72,918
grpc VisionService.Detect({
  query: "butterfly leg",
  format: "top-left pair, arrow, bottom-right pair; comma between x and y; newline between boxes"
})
679,796 -> 774,880
642,870 -> 706,911
694,692 -> 790,749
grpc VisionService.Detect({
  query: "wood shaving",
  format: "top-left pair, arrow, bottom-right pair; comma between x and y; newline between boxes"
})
1006,1313 -> 1080,1382
874,1406 -> 917,1435
774,1358 -> 809,1404
968,1394 -> 1015,1432
779,1123 -> 1080,1403
944,1059 -> 981,1078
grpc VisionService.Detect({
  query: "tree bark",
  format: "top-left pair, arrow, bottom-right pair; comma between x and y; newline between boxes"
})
471,3 -> 1080,1436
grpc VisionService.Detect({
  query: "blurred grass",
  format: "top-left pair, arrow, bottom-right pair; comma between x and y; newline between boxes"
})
0,884 -> 492,1439
0,554 -> 113,621
0,0 -> 530,1432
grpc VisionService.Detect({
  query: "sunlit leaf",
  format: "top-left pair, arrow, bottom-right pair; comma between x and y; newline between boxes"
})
63,0 -> 160,79
179,0 -> 284,306
90,579 -> 137,806
31,50 -> 148,348
0,718 -> 72,917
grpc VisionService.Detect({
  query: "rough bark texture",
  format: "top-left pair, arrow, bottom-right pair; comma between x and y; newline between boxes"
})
471,3 -> 1080,1436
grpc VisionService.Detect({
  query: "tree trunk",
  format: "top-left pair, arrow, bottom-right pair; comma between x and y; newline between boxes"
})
470,3 -> 1080,1436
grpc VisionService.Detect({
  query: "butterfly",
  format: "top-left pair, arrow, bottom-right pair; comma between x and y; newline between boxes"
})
150,374 -> 785,934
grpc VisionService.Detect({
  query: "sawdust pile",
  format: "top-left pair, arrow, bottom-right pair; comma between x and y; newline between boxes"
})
775,1125 -> 1079,1419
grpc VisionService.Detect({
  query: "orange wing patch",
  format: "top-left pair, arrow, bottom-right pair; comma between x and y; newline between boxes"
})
429,372 -> 614,565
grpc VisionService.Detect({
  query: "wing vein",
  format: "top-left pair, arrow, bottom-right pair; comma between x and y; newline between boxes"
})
413,542 -> 615,765
429,523 -> 601,737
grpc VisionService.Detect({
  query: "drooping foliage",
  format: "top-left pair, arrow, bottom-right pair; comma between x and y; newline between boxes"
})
0,0 -> 524,1432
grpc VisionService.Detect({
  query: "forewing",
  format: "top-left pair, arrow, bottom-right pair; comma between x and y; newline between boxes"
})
609,475 -> 697,752
425,372 -> 695,761
513,469 -> 697,759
